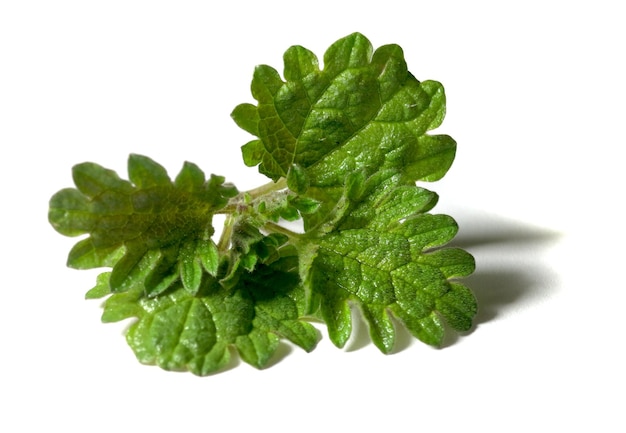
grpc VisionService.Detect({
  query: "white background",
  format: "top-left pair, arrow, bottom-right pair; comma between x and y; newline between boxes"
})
2,1 -> 624,431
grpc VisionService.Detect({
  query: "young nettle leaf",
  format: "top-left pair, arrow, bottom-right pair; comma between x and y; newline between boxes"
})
232,32 -> 457,232
301,180 -> 476,352
49,32 -> 477,375
231,32 -> 456,188
49,154 -> 237,296
225,219 -> 289,279
98,256 -> 318,375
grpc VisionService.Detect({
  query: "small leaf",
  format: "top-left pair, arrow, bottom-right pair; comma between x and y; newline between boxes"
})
288,196 -> 320,214
197,239 -> 219,276
179,241 -> 203,294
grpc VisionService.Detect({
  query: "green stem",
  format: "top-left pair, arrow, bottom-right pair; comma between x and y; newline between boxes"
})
216,178 -> 288,215
215,177 -> 287,214
216,178 -> 294,250
245,177 -> 287,199
263,221 -> 302,242
217,214 -> 236,252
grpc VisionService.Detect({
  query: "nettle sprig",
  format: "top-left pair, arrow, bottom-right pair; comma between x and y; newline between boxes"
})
49,33 -> 476,375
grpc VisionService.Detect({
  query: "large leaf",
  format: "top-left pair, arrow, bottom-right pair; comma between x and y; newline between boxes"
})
232,32 -> 456,188
302,180 -> 476,352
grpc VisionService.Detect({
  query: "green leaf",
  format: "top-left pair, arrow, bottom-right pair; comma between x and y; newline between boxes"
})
67,238 -> 125,269
224,219 -> 290,281
231,104 -> 259,135
49,155 -> 237,296
286,164 -> 309,194
231,32 -> 456,188
303,180 -> 476,352
197,239 -> 219,277
85,272 -> 113,299
288,196 -> 320,215
241,140 -> 264,167
179,240 -> 203,295
436,282 -> 478,332
128,154 -> 171,188
102,258 -> 319,375
49,33 -> 477,375
174,161 -> 206,192
71,162 -> 133,198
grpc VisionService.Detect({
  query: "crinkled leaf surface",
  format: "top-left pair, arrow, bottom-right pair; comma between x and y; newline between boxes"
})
49,154 -> 237,296
302,178 -> 476,352
232,32 -> 456,189
48,33 -> 477,375
233,32 -> 476,352
97,256 -> 318,375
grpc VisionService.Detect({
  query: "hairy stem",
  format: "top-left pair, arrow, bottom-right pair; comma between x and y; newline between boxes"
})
217,177 -> 289,215
263,221 -> 302,242
217,214 -> 236,252
245,177 -> 287,199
